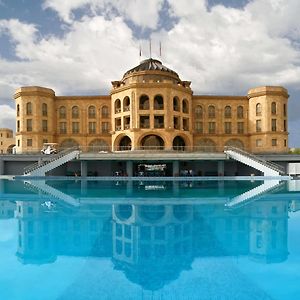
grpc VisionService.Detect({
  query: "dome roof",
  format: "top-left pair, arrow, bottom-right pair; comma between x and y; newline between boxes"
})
123,58 -> 179,79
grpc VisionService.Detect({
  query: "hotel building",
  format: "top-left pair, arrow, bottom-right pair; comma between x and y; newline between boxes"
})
14,58 -> 289,154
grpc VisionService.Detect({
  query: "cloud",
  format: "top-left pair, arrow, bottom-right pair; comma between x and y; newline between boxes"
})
0,105 -> 15,129
43,0 -> 164,29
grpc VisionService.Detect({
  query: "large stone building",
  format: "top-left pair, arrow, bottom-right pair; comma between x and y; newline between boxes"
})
14,58 -> 289,154
0,128 -> 15,154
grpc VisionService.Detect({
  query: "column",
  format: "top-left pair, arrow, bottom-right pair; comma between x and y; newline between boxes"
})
81,161 -> 87,177
126,161 -> 133,177
218,161 -> 224,176
173,161 -> 179,177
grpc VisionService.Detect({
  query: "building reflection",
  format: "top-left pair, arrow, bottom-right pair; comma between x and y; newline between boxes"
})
12,193 -> 291,289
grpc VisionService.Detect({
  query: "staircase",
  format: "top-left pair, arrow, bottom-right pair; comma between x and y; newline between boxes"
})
24,147 -> 80,176
224,146 -> 285,176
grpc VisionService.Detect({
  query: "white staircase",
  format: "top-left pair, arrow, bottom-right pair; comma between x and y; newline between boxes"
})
24,147 -> 80,176
224,146 -> 285,176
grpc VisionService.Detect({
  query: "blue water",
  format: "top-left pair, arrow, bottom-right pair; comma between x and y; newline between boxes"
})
0,179 -> 300,300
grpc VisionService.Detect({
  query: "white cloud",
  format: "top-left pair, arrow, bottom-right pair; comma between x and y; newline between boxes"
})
0,105 -> 15,130
43,0 -> 164,29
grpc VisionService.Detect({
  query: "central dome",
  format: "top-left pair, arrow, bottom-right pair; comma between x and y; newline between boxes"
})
123,58 -> 179,80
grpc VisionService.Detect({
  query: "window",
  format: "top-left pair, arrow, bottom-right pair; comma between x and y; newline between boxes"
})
42,103 -> 47,116
272,139 -> 277,146
224,106 -> 231,118
27,139 -> 32,147
72,106 -> 79,118
173,97 -> 179,111
195,105 -> 203,119
284,120 -> 287,131
182,99 -> 189,113
88,122 -> 96,134
17,140 -> 20,147
59,122 -> 67,134
140,116 -> 150,128
88,106 -> 96,118
237,122 -> 244,134
283,104 -> 287,116
256,120 -> 261,132
154,116 -> 164,128
208,122 -> 216,134
174,117 -> 180,129
140,95 -> 149,110
256,139 -> 262,147
154,95 -> 164,110
271,102 -> 276,115
42,120 -> 48,132
17,104 -> 20,117
183,118 -> 189,131
256,103 -> 262,116
272,119 -> 277,132
195,122 -> 203,133
123,96 -> 130,111
102,106 -> 109,118
72,122 -> 79,134
17,121 -> 20,132
284,139 -> 287,147
224,122 -> 232,134
26,119 -> 32,132
115,118 -> 121,131
115,99 -> 121,113
26,102 -> 32,115
59,106 -> 66,118
101,122 -> 109,133
237,106 -> 243,118
208,105 -> 215,118
124,116 -> 130,129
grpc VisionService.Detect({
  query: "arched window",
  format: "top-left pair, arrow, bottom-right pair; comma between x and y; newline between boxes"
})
115,99 -> 121,113
271,102 -> 276,115
173,97 -> 179,111
72,106 -> 79,118
102,106 -> 109,118
26,102 -> 32,115
17,104 -> 20,117
256,103 -> 262,116
196,138 -> 216,152
237,106 -> 243,118
123,96 -> 130,111
42,103 -> 47,117
88,106 -> 96,118
59,106 -> 66,119
182,99 -> 189,113
139,95 -> 149,110
208,105 -> 215,118
195,105 -> 203,119
154,95 -> 164,110
224,106 -> 231,118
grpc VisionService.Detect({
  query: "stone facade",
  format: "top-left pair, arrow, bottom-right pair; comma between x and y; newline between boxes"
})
13,59 -> 289,154
0,128 -> 15,154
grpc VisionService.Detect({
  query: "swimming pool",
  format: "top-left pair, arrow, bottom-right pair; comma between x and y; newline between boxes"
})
0,178 -> 299,299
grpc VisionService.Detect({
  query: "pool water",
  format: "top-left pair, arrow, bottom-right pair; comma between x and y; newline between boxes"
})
0,179 -> 300,300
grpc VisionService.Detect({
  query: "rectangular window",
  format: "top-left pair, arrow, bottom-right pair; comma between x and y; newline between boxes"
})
27,139 -> 32,147
26,119 -> 32,132
101,122 -> 109,133
154,116 -> 164,128
224,122 -> 232,134
59,122 -> 67,134
272,139 -> 277,146
208,122 -> 215,134
17,140 -> 20,147
17,121 -> 20,132
256,120 -> 261,132
283,104 -> 286,116
237,122 -> 244,134
88,122 -> 96,134
195,122 -> 203,133
140,116 -> 150,129
42,120 -> 48,132
284,120 -> 287,131
183,118 -> 189,131
72,122 -> 79,134
256,139 -> 262,147
284,139 -> 287,147
272,119 -> 277,132
174,117 -> 180,129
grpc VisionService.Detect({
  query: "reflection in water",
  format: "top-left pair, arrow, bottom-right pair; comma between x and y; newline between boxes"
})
0,179 -> 298,295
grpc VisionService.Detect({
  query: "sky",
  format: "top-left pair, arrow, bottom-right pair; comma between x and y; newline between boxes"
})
0,0 -> 299,146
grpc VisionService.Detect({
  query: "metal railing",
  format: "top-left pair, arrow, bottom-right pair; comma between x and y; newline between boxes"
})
224,146 -> 285,174
24,146 -> 79,175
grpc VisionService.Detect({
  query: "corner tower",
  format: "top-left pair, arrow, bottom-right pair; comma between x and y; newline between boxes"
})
110,59 -> 193,151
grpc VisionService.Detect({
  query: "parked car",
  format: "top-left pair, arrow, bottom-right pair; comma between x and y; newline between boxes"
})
41,143 -> 58,155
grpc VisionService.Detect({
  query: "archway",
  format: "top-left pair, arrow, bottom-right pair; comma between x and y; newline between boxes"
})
140,135 -> 164,150
60,139 -> 79,150
173,136 -> 186,151
88,139 -> 109,152
6,144 -> 15,154
225,139 -> 244,149
118,136 -> 132,151
196,138 -> 217,152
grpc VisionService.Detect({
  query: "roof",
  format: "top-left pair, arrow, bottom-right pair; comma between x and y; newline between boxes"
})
123,58 -> 179,78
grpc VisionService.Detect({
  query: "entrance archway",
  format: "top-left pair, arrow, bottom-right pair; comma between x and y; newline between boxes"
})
118,136 -> 132,151
140,135 -> 164,150
173,136 -> 186,151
